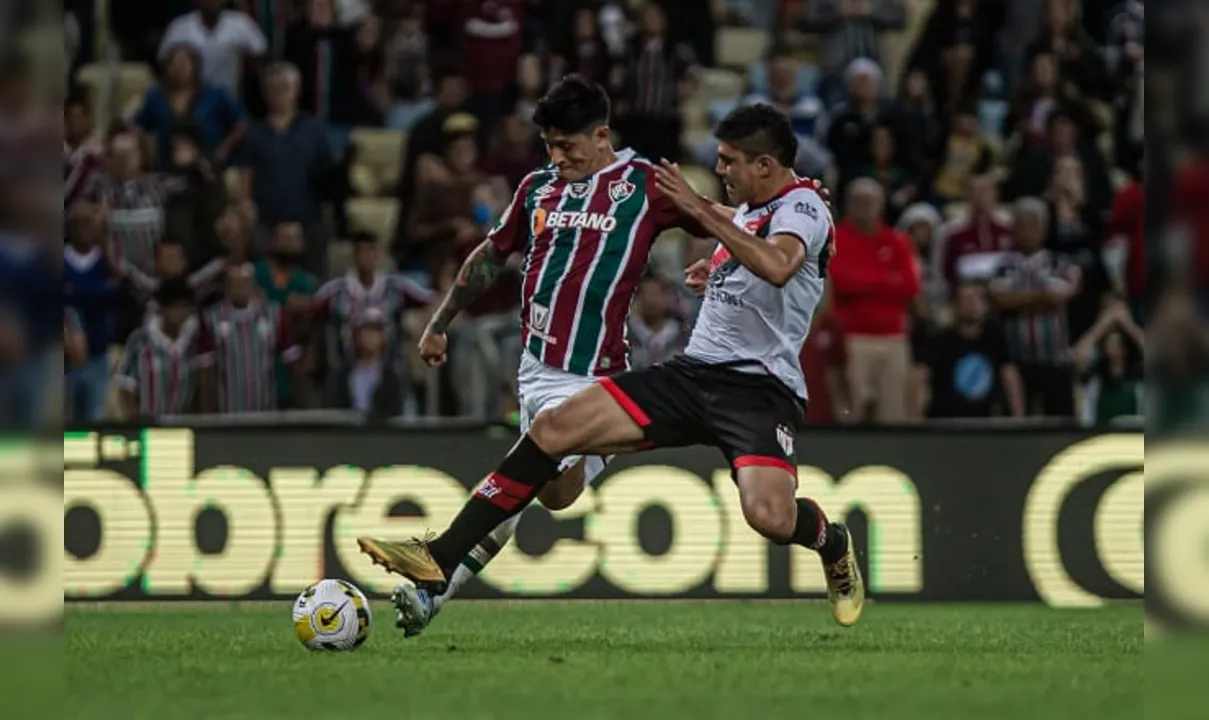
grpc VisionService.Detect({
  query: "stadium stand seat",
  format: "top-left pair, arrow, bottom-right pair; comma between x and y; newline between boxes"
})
349,127 -> 406,196
715,27 -> 768,69
697,68 -> 747,103
76,62 -> 155,120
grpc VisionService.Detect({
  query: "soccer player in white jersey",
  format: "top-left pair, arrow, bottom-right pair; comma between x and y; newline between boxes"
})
360,103 -> 864,632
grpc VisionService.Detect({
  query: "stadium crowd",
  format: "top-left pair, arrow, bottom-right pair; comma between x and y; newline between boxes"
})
0,0 -> 1186,430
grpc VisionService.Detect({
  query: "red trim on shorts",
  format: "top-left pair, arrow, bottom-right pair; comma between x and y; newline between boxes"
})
733,455 -> 797,476
598,377 -> 651,427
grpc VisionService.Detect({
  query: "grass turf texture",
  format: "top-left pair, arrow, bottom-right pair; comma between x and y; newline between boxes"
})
66,602 -> 1140,720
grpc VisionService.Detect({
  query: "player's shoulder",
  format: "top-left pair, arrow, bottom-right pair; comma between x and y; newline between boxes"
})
124,326 -> 153,348
775,183 -> 829,222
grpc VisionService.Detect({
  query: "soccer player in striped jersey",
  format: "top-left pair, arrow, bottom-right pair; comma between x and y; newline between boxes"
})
383,74 -> 711,635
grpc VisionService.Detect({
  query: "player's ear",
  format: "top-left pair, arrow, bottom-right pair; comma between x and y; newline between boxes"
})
593,124 -> 611,147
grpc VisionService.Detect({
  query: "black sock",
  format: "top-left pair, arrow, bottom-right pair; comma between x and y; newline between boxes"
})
790,498 -> 848,564
428,435 -> 562,574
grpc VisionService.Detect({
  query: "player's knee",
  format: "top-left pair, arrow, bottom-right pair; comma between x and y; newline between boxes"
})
741,494 -> 796,544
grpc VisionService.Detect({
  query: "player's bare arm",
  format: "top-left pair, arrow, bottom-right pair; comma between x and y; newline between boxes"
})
419,240 -> 509,365
654,160 -> 806,286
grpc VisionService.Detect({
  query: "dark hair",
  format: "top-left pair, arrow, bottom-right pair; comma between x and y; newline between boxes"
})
432,64 -> 466,91
65,91 -> 90,114
156,277 -> 194,307
533,74 -> 611,135
171,121 -> 204,147
0,51 -> 31,84
714,103 -> 798,168
156,238 -> 185,253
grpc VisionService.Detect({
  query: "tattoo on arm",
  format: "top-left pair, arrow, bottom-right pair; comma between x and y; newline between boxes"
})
428,240 -> 508,333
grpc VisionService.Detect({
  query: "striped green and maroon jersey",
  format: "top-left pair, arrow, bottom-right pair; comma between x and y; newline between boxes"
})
312,272 -> 435,367
488,149 -> 704,376
196,300 -> 302,413
114,318 -> 200,417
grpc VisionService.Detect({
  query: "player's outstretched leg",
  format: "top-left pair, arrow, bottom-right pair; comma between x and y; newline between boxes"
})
735,467 -> 864,626
358,385 -> 641,610
390,454 -> 606,636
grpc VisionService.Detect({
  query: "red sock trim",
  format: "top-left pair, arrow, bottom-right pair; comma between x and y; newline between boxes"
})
598,377 -> 652,427
473,473 -> 532,511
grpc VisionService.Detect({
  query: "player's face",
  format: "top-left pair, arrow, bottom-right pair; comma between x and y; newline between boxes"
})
542,127 -> 609,182
715,141 -> 770,205
162,301 -> 194,330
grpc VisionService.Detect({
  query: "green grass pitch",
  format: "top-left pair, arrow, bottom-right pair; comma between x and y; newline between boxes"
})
65,602 -> 1141,719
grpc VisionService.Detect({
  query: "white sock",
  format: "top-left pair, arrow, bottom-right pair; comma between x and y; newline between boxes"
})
432,513 -> 522,611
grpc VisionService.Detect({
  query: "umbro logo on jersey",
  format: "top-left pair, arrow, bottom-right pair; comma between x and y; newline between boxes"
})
533,184 -> 556,199
531,209 -> 618,235
608,179 -> 636,203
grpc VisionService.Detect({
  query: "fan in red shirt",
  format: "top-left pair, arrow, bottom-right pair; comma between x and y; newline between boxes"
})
829,179 -> 921,423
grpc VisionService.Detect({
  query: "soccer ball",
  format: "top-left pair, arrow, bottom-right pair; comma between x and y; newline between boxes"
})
292,579 -> 372,651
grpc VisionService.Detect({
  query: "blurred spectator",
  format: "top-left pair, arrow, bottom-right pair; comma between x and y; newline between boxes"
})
284,0 -> 365,155
323,306 -> 405,416
549,6 -> 620,91
483,112 -> 543,189
159,0 -> 268,97
393,66 -> 469,266
64,94 -> 103,207
913,282 -> 1024,419
858,122 -> 915,223
1023,0 -> 1108,102
726,49 -> 831,178
405,114 -> 506,273
1073,299 -> 1144,426
927,102 -> 992,206
237,62 -> 336,277
935,171 -> 1012,289
461,0 -> 526,137
1104,0 -> 1144,175
235,0 -> 294,58
799,0 -> 906,109
1105,169 -> 1144,321
615,1 -> 698,162
897,202 -> 947,323
196,262 -> 306,413
826,60 -> 909,196
996,0 -> 1045,94
63,203 -> 120,422
1045,154 -> 1107,338
161,124 -> 229,266
628,271 -> 690,370
114,278 -> 200,420
800,303 -> 853,425
312,232 -> 434,372
254,221 -> 319,408
988,197 -> 1080,417
1166,146 -> 1209,311
214,202 -> 255,270
85,127 -> 185,274
1005,52 -> 1074,148
907,0 -> 999,116
115,238 -> 224,333
134,44 -> 246,171
513,53 -> 547,122
1006,106 -> 1112,222
383,1 -> 433,131
895,70 -> 939,161
830,179 -> 921,423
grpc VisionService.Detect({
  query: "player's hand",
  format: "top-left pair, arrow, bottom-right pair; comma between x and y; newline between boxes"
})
654,159 -> 708,217
684,259 -> 710,296
418,328 -> 448,367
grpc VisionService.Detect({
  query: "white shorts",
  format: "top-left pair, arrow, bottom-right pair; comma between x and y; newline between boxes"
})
517,351 -> 610,486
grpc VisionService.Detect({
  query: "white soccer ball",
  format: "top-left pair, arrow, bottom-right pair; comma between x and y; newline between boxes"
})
292,579 -> 372,651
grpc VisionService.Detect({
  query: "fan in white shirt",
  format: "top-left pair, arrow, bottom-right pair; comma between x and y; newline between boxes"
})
159,0 -> 267,96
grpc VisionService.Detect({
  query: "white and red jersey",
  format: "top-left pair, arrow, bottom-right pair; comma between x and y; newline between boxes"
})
488,149 -> 702,376
685,180 -> 834,401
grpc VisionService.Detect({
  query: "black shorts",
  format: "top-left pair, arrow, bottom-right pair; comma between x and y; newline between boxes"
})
600,356 -> 806,476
